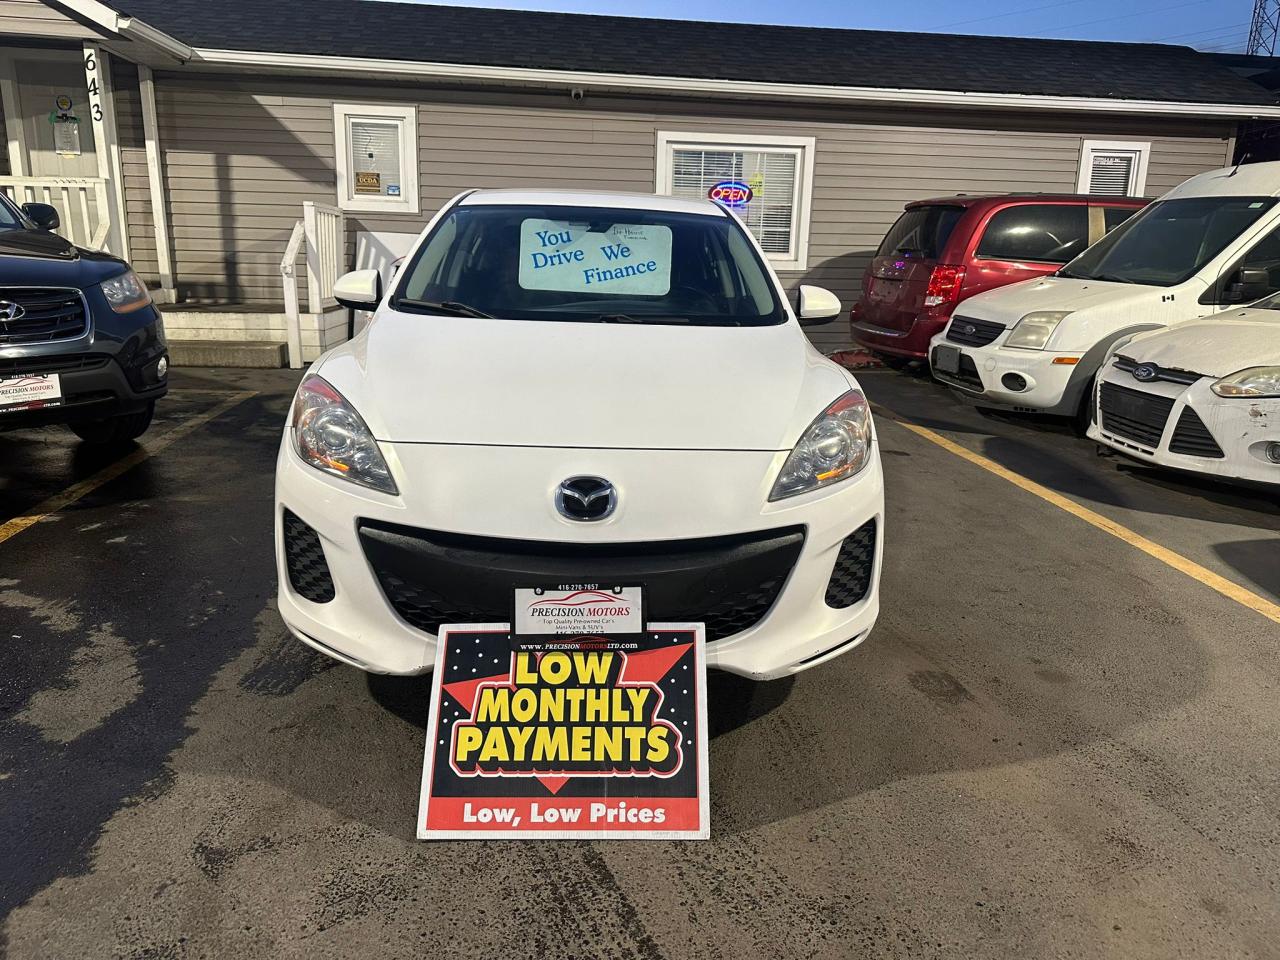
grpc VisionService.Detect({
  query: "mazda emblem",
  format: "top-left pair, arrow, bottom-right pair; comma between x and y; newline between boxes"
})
555,476 -> 617,522
961,323 -> 976,335
0,300 -> 25,324
1132,363 -> 1159,383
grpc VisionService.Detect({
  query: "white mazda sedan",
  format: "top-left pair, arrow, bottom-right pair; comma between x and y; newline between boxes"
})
274,189 -> 884,680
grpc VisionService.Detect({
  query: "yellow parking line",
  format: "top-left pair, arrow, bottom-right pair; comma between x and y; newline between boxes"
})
884,416 -> 1280,626
0,390 -> 257,547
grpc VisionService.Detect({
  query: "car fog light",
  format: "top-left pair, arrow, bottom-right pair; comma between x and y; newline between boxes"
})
156,355 -> 168,379
1001,373 -> 1027,392
1267,442 -> 1280,465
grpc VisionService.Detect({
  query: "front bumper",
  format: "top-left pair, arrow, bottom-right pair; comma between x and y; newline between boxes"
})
928,330 -> 1081,414
1089,369 -> 1280,486
275,436 -> 884,680
0,351 -> 167,428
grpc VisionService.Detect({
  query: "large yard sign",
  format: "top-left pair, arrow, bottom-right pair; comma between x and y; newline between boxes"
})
417,624 -> 709,840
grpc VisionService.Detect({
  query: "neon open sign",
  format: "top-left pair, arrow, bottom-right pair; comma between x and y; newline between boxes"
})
707,180 -> 753,208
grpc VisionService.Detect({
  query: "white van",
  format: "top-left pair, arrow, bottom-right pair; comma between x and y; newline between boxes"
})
928,160 -> 1280,427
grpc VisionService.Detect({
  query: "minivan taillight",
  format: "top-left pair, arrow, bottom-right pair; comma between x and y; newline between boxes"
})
924,265 -> 966,308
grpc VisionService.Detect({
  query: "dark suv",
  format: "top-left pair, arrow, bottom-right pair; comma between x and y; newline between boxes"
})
0,194 -> 166,444
850,194 -> 1147,363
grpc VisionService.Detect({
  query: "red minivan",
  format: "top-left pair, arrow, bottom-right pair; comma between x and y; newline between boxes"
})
849,194 -> 1148,363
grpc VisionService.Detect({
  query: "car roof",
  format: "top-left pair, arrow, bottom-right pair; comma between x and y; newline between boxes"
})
906,193 -> 1150,209
459,188 -> 727,216
1164,160 -> 1280,199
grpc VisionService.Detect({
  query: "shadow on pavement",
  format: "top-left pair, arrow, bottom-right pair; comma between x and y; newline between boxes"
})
1212,539 -> 1280,601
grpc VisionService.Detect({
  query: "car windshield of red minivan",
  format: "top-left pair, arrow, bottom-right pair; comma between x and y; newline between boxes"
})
1058,196 -> 1278,287
877,206 -> 965,260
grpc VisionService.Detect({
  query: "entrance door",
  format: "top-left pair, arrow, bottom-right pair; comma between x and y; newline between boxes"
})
15,55 -> 98,178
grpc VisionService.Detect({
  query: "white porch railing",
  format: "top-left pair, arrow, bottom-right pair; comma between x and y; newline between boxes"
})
280,201 -> 346,369
0,176 -> 111,250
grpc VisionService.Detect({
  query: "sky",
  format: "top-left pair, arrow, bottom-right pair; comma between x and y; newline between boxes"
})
396,0 -> 1259,53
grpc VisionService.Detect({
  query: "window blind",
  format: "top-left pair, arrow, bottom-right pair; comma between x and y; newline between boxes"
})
1087,153 -> 1137,197
349,119 -> 402,199
670,147 -> 798,255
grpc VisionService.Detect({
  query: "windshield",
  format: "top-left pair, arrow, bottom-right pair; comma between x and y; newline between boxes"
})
392,204 -> 786,326
1058,196 -> 1278,287
0,195 -> 25,229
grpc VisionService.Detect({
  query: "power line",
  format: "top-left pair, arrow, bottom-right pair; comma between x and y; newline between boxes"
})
938,0 -> 1095,30
1037,0 -> 1221,37
1150,21 -> 1250,42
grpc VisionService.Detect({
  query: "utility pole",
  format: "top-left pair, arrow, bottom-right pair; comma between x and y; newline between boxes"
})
1248,0 -> 1280,55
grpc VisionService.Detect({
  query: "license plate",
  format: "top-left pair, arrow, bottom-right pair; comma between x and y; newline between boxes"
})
934,345 -> 961,375
0,373 -> 61,412
513,584 -> 643,637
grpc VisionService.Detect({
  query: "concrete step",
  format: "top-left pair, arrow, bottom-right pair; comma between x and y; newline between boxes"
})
169,339 -> 288,369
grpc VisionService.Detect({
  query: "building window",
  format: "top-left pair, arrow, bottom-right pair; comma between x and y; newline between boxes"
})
656,132 -> 815,271
333,103 -> 418,213
1077,140 -> 1150,197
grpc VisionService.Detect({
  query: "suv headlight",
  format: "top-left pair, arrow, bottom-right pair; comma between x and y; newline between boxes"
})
291,375 -> 398,494
1211,366 -> 1280,398
770,390 -> 873,501
1006,311 -> 1073,350
99,270 -> 152,313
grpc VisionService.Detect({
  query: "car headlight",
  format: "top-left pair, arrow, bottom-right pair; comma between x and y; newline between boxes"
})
770,390 -> 873,501
1211,366 -> 1280,398
1006,311 -> 1073,350
291,375 -> 398,494
99,270 -> 152,313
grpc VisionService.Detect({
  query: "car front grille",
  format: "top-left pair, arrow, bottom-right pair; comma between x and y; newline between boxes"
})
824,519 -> 877,608
0,287 -> 89,345
1168,407 -> 1225,459
283,510 -> 336,603
0,353 -> 108,378
358,521 -> 806,643
1098,382 -> 1175,449
1112,355 -> 1204,386
945,316 -> 1006,347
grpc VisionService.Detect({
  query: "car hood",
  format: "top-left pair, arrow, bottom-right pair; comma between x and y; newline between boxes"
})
958,275 -> 1162,326
0,228 -> 130,287
1123,311 -> 1280,378
315,312 -> 853,450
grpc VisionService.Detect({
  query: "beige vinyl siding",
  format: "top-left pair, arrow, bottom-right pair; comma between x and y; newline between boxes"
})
0,0 -> 107,39
147,75 -> 1235,349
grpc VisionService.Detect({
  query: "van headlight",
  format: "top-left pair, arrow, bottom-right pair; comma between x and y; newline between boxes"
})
770,390 -> 873,501
1006,311 -> 1073,350
1211,366 -> 1280,398
291,375 -> 398,494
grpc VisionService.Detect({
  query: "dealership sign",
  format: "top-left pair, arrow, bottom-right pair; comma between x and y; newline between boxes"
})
417,624 -> 709,839
707,180 -> 753,207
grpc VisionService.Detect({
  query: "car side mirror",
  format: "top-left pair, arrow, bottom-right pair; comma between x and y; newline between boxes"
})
333,269 -> 382,310
1223,266 -> 1272,304
796,284 -> 842,326
22,202 -> 59,232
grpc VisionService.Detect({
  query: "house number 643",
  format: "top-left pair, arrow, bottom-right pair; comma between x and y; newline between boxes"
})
83,49 -> 104,122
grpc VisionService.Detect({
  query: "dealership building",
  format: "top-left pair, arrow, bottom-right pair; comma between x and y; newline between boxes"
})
1,0 -> 1278,360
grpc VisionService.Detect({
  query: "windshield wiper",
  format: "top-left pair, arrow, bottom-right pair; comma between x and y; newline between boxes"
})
1091,273 -> 1137,284
592,314 -> 696,324
394,298 -> 493,318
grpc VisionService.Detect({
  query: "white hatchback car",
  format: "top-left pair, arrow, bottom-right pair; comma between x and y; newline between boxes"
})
1090,307 -> 1280,485
275,189 -> 884,680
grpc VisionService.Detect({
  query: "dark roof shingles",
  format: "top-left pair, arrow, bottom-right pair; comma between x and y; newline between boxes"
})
111,0 -> 1278,107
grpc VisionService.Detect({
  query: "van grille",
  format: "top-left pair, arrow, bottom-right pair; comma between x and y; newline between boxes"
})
0,353 -> 108,378
945,316 -> 1005,347
0,287 -> 89,345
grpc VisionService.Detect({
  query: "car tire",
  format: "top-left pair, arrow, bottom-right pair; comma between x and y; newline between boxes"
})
1072,377 -> 1097,437
879,353 -> 912,371
69,402 -> 155,445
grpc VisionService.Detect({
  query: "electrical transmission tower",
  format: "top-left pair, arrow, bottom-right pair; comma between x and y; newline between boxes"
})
1249,0 -> 1280,55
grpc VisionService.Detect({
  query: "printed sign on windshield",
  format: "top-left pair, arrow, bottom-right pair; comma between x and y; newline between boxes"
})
417,623 -> 709,840
518,219 -> 672,296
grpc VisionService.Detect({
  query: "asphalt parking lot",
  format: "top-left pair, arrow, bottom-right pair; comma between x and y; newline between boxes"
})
1,365 -> 1278,959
